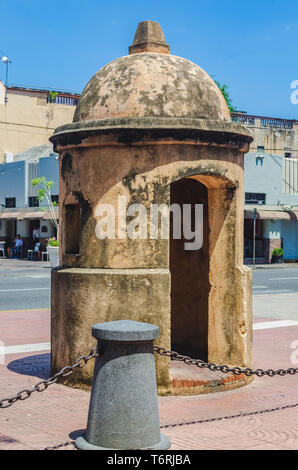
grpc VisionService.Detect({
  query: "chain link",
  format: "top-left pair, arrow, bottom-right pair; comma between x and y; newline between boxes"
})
161,401 -> 298,429
0,347 -> 98,409
44,440 -> 76,451
154,346 -> 298,377
2,344 -> 297,409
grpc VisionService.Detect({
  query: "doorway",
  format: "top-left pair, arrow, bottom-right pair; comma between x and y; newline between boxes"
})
170,178 -> 210,361
6,219 -> 16,242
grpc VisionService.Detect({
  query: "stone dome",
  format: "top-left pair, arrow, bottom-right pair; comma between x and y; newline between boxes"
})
73,52 -> 230,123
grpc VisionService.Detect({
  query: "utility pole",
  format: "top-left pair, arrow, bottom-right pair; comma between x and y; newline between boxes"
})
253,208 -> 257,266
0,56 -> 12,105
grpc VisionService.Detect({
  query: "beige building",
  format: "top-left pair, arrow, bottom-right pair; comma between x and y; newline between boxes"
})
0,81 -> 79,163
231,112 -> 298,158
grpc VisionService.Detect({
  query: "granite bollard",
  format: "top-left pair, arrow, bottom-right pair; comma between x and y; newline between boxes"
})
75,320 -> 171,450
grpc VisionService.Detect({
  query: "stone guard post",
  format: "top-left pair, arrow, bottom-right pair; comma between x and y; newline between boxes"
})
75,320 -> 171,450
50,20 -> 253,395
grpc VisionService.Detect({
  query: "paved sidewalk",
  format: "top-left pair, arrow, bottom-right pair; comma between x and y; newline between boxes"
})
0,259 -> 51,269
1,305 -> 298,450
251,263 -> 298,270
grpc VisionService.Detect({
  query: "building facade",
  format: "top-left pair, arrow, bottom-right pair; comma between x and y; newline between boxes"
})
0,81 -> 79,163
0,148 -> 59,256
232,113 -> 298,264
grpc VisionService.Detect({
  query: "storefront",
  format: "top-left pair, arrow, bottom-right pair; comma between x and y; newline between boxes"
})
244,209 -> 298,264
0,208 -> 58,257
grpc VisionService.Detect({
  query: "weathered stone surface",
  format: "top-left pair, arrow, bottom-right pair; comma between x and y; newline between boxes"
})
129,20 -> 170,55
51,117 -> 252,145
51,268 -> 171,391
51,21 -> 253,395
73,53 -> 230,123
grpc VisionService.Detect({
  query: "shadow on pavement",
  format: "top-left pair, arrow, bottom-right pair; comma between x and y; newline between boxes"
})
69,429 -> 85,440
7,353 -> 50,379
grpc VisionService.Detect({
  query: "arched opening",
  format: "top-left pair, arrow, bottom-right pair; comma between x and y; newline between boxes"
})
170,177 -> 210,361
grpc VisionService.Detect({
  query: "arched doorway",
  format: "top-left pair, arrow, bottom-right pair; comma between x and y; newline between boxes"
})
170,177 -> 210,360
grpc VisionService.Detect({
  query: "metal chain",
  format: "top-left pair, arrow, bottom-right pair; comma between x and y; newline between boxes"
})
0,347 -> 98,409
161,401 -> 298,429
154,346 -> 298,377
44,440 -> 76,451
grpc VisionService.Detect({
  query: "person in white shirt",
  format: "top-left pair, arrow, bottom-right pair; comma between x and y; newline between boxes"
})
32,226 -> 40,240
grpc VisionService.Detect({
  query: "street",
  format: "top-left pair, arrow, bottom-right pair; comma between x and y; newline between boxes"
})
253,267 -> 298,295
0,260 -> 51,310
1,259 -> 298,315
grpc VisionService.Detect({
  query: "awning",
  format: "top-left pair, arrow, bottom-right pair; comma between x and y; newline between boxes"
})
0,212 -> 20,219
0,209 -> 58,220
42,208 -> 59,220
245,210 -> 298,220
22,212 -> 47,219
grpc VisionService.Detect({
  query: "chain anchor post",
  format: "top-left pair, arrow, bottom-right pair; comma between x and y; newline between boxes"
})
75,320 -> 171,450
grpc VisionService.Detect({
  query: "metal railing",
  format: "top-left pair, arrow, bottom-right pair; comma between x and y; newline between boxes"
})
231,113 -> 296,129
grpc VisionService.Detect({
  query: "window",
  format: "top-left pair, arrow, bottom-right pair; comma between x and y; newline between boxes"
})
29,197 -> 39,207
64,204 -> 80,254
285,152 -> 292,158
5,197 -> 16,208
245,193 -> 266,205
51,195 -> 59,205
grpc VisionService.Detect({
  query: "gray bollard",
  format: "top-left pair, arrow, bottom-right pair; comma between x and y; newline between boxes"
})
75,319 -> 171,450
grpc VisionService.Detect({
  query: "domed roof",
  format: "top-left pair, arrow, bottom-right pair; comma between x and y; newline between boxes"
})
73,52 -> 230,123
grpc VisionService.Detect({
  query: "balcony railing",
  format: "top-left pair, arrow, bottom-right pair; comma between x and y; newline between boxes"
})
46,95 -> 79,106
260,117 -> 293,129
231,114 -> 255,126
231,113 -> 296,129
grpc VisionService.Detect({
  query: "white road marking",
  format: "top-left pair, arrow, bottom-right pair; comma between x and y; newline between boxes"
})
254,289 -> 291,294
253,320 -> 298,330
253,286 -> 268,289
3,343 -> 51,355
0,288 -> 50,292
3,320 -> 298,355
269,277 -> 298,281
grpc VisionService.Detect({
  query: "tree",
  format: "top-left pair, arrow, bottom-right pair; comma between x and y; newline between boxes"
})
214,79 -> 236,113
31,177 -> 59,232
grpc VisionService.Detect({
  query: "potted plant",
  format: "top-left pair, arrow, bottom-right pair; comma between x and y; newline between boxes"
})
271,248 -> 284,264
47,237 -> 59,268
32,177 -> 59,268
47,90 -> 58,103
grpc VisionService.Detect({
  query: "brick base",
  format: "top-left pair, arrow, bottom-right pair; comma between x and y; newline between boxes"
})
167,361 -> 253,396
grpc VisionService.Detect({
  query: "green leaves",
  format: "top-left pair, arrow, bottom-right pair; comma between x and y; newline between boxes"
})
48,91 -> 58,103
213,79 -> 236,113
31,176 -> 59,230
47,237 -> 59,247
272,248 -> 284,257
32,177 -> 54,201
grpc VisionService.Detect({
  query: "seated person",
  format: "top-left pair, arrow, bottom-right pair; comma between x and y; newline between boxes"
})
34,242 -> 41,260
39,239 -> 48,259
4,239 -> 13,258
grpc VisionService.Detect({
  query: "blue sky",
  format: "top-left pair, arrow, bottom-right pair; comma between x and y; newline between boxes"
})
1,0 -> 298,118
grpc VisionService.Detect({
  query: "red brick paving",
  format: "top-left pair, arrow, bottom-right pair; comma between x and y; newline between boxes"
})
1,308 -> 298,450
0,308 -> 50,346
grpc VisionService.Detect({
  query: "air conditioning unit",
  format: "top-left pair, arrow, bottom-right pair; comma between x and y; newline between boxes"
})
5,152 -> 13,163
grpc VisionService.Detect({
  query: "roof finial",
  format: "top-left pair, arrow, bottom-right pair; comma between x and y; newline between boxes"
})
129,21 -> 170,55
